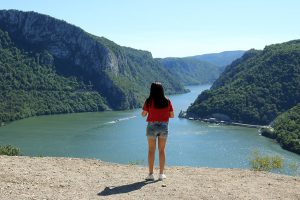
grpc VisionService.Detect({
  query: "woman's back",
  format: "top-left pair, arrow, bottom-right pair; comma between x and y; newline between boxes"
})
143,99 -> 173,122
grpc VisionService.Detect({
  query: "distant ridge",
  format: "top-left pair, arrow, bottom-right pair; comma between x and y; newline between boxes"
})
188,50 -> 246,68
158,51 -> 245,85
158,57 -> 221,85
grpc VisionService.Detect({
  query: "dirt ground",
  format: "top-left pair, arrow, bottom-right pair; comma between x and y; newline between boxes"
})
0,156 -> 299,200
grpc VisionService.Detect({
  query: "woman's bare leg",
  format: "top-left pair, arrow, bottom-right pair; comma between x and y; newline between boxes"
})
158,137 -> 167,174
147,138 -> 156,174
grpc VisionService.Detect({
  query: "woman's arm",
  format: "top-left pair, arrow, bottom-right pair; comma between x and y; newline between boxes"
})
141,110 -> 148,117
169,111 -> 174,118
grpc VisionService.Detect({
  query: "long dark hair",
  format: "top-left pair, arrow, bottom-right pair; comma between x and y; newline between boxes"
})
146,82 -> 169,108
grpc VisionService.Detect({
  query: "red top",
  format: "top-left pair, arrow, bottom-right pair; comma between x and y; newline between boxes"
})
143,99 -> 174,122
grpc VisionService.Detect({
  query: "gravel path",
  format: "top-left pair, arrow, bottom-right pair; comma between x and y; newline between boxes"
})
0,156 -> 299,200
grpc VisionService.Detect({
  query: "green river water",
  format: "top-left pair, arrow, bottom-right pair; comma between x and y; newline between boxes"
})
0,85 -> 299,174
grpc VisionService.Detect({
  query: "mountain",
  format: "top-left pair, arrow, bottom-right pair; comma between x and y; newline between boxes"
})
187,50 -> 246,68
0,29 -> 109,122
158,57 -> 221,85
262,104 -> 300,154
0,10 -> 188,123
186,40 -> 300,125
157,51 -> 245,85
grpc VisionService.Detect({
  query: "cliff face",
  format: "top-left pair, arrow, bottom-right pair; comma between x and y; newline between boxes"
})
0,10 -> 112,70
0,10 -> 186,110
0,28 -> 109,122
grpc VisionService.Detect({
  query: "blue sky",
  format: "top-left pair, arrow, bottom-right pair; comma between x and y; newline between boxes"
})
0,0 -> 299,57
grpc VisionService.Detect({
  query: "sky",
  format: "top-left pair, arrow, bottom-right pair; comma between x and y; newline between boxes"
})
0,0 -> 299,58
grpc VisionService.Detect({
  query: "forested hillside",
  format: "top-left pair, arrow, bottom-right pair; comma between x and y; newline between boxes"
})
186,40 -> 300,125
0,29 -> 107,122
158,57 -> 220,85
0,10 -> 187,111
185,40 -> 300,154
0,10 -> 189,123
262,104 -> 300,154
158,51 -> 245,85
187,50 -> 245,69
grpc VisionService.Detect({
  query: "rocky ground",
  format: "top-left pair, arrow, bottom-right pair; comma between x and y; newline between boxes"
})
0,156 -> 299,200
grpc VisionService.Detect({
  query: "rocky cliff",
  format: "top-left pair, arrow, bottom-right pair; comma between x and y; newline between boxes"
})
0,10 -> 186,110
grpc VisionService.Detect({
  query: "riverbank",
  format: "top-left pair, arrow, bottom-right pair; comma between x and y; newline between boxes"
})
178,111 -> 267,129
178,111 -> 300,156
1,156 -> 299,200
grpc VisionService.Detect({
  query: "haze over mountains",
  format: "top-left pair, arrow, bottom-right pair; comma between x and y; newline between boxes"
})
186,40 -> 300,154
158,58 -> 221,85
187,50 -> 246,69
0,9 -> 243,123
158,51 -> 245,85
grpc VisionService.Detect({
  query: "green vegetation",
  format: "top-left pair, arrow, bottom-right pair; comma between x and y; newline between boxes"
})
187,40 -> 300,125
158,57 -> 221,85
158,51 -> 245,86
187,50 -> 245,69
270,104 -> 300,154
186,40 -> 300,154
91,36 -> 188,109
0,145 -> 21,156
0,10 -> 189,123
249,150 -> 300,176
249,150 -> 283,172
0,29 -> 108,123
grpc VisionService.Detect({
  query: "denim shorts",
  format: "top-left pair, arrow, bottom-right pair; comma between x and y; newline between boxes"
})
146,122 -> 168,139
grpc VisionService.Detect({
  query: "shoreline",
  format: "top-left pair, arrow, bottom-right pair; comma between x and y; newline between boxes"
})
178,111 -> 300,156
178,110 -> 268,129
1,155 -> 300,199
0,89 -> 188,127
0,84 -> 207,127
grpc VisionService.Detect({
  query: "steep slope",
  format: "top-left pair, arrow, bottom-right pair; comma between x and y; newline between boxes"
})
210,49 -> 261,89
0,10 -> 187,114
186,40 -> 300,125
158,57 -> 220,85
0,29 -> 108,123
263,104 -> 300,154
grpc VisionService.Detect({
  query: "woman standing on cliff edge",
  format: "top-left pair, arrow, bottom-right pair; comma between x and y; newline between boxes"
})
141,82 -> 174,181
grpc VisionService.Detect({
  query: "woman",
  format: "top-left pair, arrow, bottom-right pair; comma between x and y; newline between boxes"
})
141,82 -> 174,181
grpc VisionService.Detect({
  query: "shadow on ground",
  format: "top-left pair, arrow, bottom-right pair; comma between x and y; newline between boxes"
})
98,180 -> 158,196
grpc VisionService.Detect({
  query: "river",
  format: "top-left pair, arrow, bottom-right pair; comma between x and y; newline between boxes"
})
0,85 -> 299,173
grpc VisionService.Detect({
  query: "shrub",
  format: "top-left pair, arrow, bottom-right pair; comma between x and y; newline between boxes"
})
249,150 -> 283,172
0,145 -> 21,156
